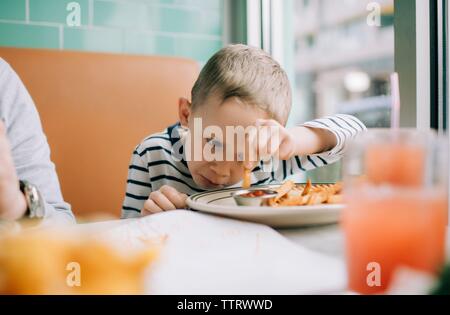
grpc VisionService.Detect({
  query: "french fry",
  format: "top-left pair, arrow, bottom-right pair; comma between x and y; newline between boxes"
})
274,180 -> 295,202
301,179 -> 312,196
333,182 -> 343,194
285,195 -> 309,206
266,180 -> 343,207
326,194 -> 343,204
242,167 -> 251,189
306,192 -> 328,205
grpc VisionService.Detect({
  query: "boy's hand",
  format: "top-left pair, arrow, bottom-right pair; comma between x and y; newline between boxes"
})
245,118 -> 337,169
142,185 -> 188,216
245,119 -> 296,168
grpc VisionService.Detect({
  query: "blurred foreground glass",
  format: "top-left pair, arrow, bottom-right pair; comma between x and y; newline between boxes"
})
342,129 -> 448,294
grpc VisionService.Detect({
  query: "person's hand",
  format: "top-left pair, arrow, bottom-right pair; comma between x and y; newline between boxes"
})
141,185 -> 188,216
244,119 -> 337,169
244,119 -> 297,169
0,121 -> 27,220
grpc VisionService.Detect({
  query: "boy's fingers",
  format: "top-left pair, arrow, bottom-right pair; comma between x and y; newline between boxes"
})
254,121 -> 285,159
244,119 -> 285,167
150,191 -> 176,211
160,185 -> 187,209
143,199 -> 163,214
141,208 -> 152,217
179,193 -> 188,204
245,130 -> 258,164
267,129 -> 282,156
244,127 -> 263,164
278,132 -> 295,159
256,128 -> 271,160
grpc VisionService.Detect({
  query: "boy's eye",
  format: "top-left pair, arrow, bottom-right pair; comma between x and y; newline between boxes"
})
206,138 -> 223,149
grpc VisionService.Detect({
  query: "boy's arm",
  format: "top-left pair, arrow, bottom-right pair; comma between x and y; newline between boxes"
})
269,114 -> 366,181
121,146 -> 152,219
301,114 -> 366,154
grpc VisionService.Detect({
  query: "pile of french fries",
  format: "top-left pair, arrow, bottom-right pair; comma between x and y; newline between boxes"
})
267,179 -> 343,207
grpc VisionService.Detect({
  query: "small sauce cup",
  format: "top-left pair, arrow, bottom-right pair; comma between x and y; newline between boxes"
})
232,189 -> 278,207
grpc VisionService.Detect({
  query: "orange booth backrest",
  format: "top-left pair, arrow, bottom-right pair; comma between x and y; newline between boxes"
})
0,47 -> 199,218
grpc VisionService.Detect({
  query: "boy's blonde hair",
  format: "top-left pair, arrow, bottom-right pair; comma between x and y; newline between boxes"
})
191,44 -> 292,124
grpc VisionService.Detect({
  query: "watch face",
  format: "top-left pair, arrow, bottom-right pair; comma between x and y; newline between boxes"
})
25,184 -> 46,219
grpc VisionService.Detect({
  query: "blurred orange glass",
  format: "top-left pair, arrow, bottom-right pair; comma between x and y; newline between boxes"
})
0,229 -> 160,294
365,143 -> 426,187
342,129 -> 448,294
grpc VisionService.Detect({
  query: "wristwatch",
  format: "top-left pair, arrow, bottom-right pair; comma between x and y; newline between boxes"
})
19,180 -> 46,219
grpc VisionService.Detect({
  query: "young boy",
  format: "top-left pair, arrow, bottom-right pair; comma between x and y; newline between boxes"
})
122,44 -> 366,218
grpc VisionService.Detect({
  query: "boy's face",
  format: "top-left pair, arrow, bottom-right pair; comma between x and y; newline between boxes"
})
179,96 -> 270,189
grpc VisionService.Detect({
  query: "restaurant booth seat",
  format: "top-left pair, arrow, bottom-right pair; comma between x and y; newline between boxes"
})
0,47 -> 199,219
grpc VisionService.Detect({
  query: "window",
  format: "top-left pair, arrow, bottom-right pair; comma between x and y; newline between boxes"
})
292,0 -> 395,181
292,0 -> 395,129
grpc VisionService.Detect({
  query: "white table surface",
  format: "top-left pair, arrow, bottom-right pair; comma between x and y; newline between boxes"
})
279,224 -> 345,259
78,213 -> 346,258
73,211 -> 450,294
73,211 -> 348,294
78,212 -> 450,265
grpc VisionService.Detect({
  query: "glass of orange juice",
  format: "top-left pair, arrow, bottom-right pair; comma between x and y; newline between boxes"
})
342,129 -> 448,294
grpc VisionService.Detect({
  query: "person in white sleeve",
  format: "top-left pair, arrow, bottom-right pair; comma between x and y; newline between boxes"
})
0,58 -> 75,225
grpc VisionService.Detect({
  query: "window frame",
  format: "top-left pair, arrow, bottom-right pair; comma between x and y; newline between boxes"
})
430,0 -> 448,132
395,0 -> 447,132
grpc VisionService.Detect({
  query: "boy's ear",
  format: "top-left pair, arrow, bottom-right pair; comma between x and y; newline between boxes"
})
178,97 -> 191,127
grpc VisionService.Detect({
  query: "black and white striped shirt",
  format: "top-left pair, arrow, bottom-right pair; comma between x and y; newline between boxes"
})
122,114 -> 366,218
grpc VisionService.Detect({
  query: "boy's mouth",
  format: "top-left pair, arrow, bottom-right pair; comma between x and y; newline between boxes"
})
198,174 -> 225,189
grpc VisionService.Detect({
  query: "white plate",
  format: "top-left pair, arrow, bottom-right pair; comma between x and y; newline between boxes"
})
186,184 -> 344,228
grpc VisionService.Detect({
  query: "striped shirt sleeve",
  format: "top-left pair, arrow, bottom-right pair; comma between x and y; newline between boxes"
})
121,147 -> 152,218
270,114 -> 367,182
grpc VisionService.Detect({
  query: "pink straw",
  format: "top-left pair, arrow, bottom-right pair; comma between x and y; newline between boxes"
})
390,72 -> 401,129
